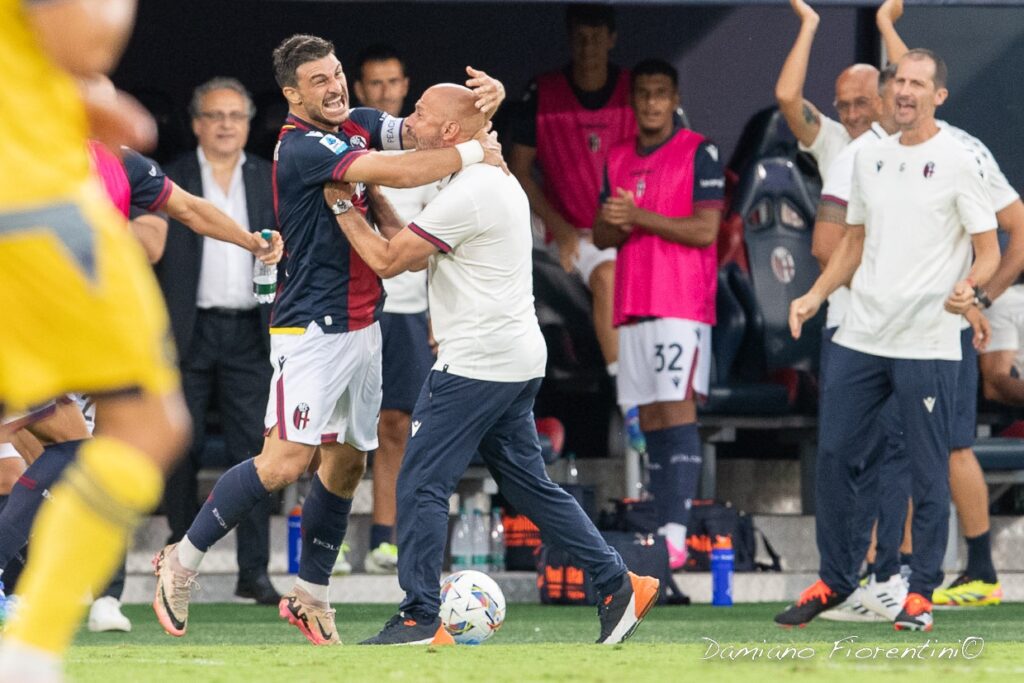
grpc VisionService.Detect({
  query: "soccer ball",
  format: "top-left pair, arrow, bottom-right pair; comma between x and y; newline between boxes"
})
439,570 -> 506,644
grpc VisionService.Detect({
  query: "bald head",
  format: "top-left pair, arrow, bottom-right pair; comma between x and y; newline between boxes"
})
833,63 -> 882,139
407,83 -> 487,150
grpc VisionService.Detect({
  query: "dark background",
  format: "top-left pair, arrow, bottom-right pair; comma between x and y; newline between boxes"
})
114,1 -> 1024,188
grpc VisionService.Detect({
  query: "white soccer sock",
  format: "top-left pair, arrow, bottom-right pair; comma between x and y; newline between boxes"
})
175,536 -> 205,572
659,523 -> 687,549
295,578 -> 330,604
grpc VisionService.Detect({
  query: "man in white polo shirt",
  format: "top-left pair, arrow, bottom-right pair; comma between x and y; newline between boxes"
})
327,83 -> 659,646
780,49 -> 999,632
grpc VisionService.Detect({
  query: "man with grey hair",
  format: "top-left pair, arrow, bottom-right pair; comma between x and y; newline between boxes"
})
154,76 -> 280,605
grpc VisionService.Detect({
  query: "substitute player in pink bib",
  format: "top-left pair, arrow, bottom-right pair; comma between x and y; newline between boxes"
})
594,59 -> 724,569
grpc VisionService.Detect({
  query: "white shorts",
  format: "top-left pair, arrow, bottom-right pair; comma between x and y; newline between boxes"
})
617,318 -> 712,407
264,321 -> 382,450
547,231 -> 616,286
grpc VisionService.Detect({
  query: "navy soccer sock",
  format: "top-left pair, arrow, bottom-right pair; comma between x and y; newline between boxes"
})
186,458 -> 269,552
0,441 -> 79,571
370,524 -> 393,550
644,423 -> 702,528
298,475 -> 353,586
964,531 -> 997,583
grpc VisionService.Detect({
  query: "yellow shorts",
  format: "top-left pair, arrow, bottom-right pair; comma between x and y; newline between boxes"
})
0,185 -> 180,413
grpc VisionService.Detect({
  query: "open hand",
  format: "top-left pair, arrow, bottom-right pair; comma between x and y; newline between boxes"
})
465,66 -> 505,115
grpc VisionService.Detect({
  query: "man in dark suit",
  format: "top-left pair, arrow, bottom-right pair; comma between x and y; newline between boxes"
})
154,77 -> 279,605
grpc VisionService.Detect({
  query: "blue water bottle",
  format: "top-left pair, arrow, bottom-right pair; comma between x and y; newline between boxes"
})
711,535 -> 734,607
287,502 -> 302,574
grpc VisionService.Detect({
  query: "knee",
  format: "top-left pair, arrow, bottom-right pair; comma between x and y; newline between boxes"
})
255,451 -> 310,491
588,262 -> 615,297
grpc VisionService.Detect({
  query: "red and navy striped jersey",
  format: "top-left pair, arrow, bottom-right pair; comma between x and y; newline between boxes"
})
122,148 -> 174,211
271,108 -> 404,333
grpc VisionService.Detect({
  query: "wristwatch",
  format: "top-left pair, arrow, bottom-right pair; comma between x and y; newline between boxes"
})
331,198 -> 354,215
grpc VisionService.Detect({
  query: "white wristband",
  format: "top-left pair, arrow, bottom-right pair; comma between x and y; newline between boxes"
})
456,140 -> 484,168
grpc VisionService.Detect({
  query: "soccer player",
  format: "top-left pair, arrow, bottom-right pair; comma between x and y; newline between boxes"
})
152,34 -> 507,645
510,3 -> 635,377
592,59 -> 724,570
780,49 -> 1000,631
0,1 -> 193,679
328,82 -> 660,646
351,44 -> 438,575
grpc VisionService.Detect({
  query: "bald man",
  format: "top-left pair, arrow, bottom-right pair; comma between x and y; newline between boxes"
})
327,83 -> 659,646
775,0 -> 883,183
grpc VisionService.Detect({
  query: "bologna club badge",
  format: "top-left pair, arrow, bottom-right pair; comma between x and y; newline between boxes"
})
293,403 -> 311,430
588,133 -> 601,153
923,162 -> 935,178
770,246 -> 796,284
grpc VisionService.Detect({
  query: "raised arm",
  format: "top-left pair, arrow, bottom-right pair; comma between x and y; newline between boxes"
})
774,0 -> 824,148
344,134 -> 502,188
161,184 -> 281,262
876,0 -> 909,64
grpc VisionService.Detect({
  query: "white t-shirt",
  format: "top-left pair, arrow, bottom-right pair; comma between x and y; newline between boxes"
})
378,151 -> 438,314
983,284 -> 1024,371
799,114 -> 850,185
836,128 -> 997,360
822,121 -> 1018,331
819,123 -> 890,329
408,165 -> 547,382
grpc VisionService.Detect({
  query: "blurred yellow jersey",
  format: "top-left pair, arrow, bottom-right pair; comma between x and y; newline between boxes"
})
0,0 -> 91,207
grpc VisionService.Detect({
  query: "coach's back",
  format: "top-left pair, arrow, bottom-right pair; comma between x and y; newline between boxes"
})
410,164 -> 547,383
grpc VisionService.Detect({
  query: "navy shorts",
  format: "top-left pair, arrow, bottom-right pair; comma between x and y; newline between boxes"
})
952,327 -> 978,449
380,311 -> 434,413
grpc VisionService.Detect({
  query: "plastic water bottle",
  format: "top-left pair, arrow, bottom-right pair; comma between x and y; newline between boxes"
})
470,509 -> 490,570
450,508 -> 472,571
252,229 -> 277,303
711,535 -> 735,607
489,508 -> 506,572
624,406 -> 646,454
287,502 -> 302,574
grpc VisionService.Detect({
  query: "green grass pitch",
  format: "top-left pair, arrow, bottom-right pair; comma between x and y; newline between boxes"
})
68,603 -> 1024,682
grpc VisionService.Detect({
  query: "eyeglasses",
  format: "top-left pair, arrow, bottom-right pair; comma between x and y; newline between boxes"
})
833,97 -> 873,115
197,111 -> 250,123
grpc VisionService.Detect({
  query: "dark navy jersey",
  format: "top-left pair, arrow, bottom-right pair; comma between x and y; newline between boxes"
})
122,148 -> 174,211
271,108 -> 404,333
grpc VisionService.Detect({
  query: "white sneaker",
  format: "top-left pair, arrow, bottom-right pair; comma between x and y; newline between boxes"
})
364,542 -> 398,574
88,596 -> 132,632
860,573 -> 909,621
819,587 -> 886,622
0,641 -> 62,683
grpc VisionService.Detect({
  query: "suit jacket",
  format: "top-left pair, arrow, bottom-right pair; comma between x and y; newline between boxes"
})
154,150 -> 275,359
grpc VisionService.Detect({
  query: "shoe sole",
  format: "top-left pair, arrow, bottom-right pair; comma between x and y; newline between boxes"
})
600,574 -> 659,645
277,599 -> 339,646
819,610 -> 886,623
151,548 -> 187,638
894,621 -> 933,632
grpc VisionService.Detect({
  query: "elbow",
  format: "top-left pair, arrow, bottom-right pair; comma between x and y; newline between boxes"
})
774,86 -> 797,108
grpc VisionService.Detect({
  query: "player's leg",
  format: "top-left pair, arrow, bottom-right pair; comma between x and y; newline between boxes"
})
216,314 -> 277,605
858,398 -> 911,621
936,332 -> 999,605
576,241 -> 618,372
891,358 -> 958,631
364,371 -> 504,646
279,323 -> 379,645
776,346 -> 889,626
477,377 -> 657,644
620,318 -> 709,568
369,311 -> 432,574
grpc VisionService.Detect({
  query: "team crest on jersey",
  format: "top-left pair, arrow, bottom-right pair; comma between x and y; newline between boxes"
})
293,403 -> 311,430
899,162 -> 906,173
770,246 -> 796,284
875,160 -> 884,173
320,134 -> 349,155
588,133 -> 601,153
636,179 -> 646,200
349,135 -> 367,149
923,162 -> 935,178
